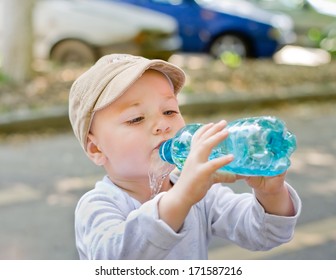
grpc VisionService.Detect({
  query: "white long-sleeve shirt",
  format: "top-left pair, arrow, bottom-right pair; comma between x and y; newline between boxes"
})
75,175 -> 301,259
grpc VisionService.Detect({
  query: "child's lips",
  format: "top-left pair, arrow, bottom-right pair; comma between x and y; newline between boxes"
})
154,140 -> 166,151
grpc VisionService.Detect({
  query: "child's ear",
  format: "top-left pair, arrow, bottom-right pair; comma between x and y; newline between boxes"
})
86,133 -> 106,166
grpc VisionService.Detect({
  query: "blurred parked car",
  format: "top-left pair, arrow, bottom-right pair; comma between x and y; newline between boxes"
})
0,0 -> 181,65
249,0 -> 336,55
108,0 -> 295,58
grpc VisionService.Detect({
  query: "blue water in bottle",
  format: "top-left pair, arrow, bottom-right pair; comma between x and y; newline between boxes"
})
159,116 -> 297,176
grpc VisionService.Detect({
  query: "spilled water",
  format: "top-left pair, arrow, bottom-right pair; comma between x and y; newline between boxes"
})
148,151 -> 175,198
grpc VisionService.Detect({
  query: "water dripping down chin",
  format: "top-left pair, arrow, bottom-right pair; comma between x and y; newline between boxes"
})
148,151 -> 175,198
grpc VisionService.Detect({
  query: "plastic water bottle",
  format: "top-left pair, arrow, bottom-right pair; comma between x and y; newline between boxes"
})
159,116 -> 297,176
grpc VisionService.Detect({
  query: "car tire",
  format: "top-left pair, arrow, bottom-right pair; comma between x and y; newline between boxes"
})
50,39 -> 97,65
209,34 -> 250,58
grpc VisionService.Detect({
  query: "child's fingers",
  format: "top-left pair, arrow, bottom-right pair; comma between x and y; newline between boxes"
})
194,120 -> 227,141
212,169 -> 237,183
187,120 -> 231,169
192,121 -> 228,150
205,154 -> 234,174
192,122 -> 214,140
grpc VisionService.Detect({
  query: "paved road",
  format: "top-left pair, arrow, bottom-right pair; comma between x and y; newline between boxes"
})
0,102 -> 335,259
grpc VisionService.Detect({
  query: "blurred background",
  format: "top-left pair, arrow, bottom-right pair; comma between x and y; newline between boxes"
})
0,0 -> 335,259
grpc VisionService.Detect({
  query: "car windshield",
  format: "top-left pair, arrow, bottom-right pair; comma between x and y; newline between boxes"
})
308,0 -> 336,17
250,0 -> 336,13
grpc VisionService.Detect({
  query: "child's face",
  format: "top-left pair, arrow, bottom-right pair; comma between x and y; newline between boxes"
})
88,70 -> 185,184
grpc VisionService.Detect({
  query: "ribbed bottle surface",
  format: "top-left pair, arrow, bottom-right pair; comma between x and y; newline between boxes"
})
158,116 -> 297,176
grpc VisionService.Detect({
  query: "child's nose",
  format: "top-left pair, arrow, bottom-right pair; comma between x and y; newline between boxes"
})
153,120 -> 171,135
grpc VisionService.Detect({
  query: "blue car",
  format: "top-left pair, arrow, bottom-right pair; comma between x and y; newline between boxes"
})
108,0 -> 295,58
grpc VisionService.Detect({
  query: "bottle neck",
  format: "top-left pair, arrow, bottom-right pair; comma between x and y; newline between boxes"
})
159,139 -> 174,164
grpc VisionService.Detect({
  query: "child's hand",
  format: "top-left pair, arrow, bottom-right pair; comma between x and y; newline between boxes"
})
158,120 -> 236,232
242,172 -> 287,195
241,172 -> 295,217
175,120 -> 235,205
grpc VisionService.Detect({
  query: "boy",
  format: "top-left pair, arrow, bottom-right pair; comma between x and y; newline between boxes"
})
69,54 -> 301,259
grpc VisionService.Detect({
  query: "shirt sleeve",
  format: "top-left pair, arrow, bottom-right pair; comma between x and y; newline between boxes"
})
74,181 -> 186,260
204,182 -> 302,251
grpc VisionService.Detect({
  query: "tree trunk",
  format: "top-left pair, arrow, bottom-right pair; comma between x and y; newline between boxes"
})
1,0 -> 35,84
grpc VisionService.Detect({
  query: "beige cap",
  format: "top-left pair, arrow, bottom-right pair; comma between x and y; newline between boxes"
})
69,53 -> 186,151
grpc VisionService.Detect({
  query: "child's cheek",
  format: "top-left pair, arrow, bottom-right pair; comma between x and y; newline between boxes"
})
116,148 -> 150,175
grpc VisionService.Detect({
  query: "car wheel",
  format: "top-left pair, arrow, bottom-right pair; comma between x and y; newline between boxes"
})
209,34 -> 249,58
50,39 -> 97,65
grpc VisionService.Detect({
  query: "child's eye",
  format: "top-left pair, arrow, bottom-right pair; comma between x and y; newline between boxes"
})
127,116 -> 144,125
164,110 -> 178,116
